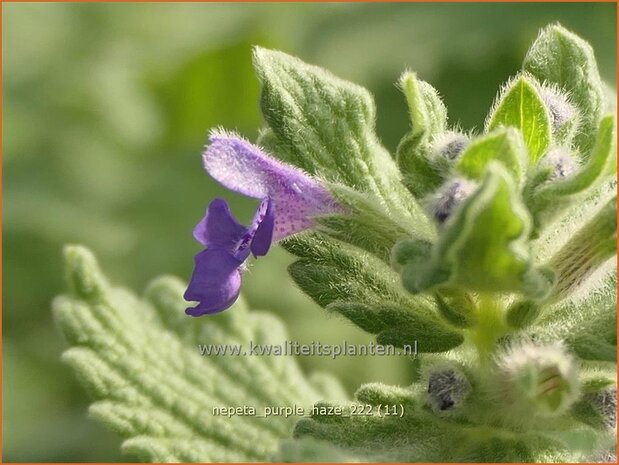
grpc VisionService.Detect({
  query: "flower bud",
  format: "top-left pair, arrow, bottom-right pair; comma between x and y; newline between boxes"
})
426,366 -> 471,413
495,342 -> 579,417
536,84 -> 578,134
425,178 -> 476,225
432,131 -> 470,161
539,146 -> 577,181
587,387 -> 617,430
594,450 -> 617,463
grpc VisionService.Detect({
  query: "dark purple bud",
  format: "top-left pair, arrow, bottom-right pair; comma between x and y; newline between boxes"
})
432,132 -> 470,161
427,367 -> 470,412
537,84 -> 577,132
426,178 -> 476,224
540,147 -> 577,181
589,387 -> 617,430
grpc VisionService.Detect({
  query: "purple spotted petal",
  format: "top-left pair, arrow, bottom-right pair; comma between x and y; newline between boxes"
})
250,198 -> 274,257
193,198 -> 247,251
184,248 -> 243,316
203,131 -> 339,240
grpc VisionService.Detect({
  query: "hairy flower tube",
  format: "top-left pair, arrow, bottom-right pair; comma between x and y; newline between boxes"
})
184,131 -> 340,316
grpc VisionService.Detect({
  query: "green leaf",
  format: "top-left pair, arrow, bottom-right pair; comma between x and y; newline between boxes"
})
283,233 -> 464,353
532,271 -> 617,362
253,47 -> 432,239
523,24 -> 605,154
396,73 -> 449,198
434,292 -> 477,328
531,177 -> 616,266
505,300 -> 541,329
281,382 -> 577,462
545,195 -> 617,302
455,128 -> 527,182
398,71 -> 447,139
572,396 -> 614,432
53,246 -> 343,462
274,438 -> 358,462
540,116 -> 615,197
254,47 -> 381,188
486,76 -> 552,164
317,184 -> 434,264
571,372 -> 617,431
395,133 -> 446,198
528,115 -> 616,230
400,163 -> 552,298
580,375 -> 616,394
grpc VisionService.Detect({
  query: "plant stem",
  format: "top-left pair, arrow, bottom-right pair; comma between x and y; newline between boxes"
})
468,294 -> 508,360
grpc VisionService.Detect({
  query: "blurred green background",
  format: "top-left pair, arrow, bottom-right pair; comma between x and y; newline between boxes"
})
3,3 -> 616,462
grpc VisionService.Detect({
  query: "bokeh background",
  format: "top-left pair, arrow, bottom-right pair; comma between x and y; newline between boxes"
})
3,3 -> 616,462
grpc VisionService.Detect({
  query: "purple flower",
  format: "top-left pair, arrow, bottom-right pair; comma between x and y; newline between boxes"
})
184,198 -> 273,316
184,131 -> 339,316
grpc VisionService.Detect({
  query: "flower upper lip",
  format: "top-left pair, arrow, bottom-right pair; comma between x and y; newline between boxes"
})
202,130 -> 339,240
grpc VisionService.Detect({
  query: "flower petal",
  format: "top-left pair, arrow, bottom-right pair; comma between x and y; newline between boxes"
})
193,198 -> 247,250
184,248 -> 243,316
203,131 -> 339,240
250,198 -> 274,257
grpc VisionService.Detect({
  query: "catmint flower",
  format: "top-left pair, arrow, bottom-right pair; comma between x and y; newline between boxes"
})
425,178 -> 477,224
184,131 -> 340,316
184,197 -> 273,316
426,366 -> 471,412
431,131 -> 470,161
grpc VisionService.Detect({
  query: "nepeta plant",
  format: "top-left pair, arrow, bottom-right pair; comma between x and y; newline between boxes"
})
54,24 -> 616,462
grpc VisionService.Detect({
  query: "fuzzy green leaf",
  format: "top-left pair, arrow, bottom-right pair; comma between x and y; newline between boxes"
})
433,292 -> 477,328
539,116 -> 615,197
399,71 -> 447,139
545,195 -> 617,302
455,128 -> 527,182
505,300 -> 542,329
528,115 -> 616,230
531,272 -> 617,362
523,24 -> 605,154
283,233 -> 463,353
396,73 -> 449,198
254,46 -> 377,186
395,132 -> 446,199
253,47 -> 432,238
400,163 -> 552,298
531,177 -> 616,267
317,184 -> 435,264
486,76 -> 552,164
53,246 -> 344,462
279,381 -> 594,462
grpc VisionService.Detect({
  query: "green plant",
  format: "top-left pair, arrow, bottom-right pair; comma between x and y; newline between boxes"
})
54,24 -> 616,462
